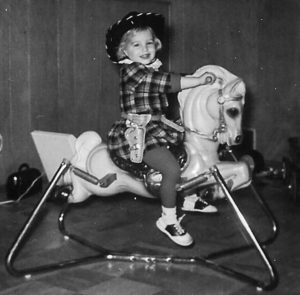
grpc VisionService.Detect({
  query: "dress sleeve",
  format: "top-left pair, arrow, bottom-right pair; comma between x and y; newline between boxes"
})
169,73 -> 181,93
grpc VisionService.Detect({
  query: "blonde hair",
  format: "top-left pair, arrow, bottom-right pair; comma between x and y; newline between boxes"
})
116,27 -> 162,61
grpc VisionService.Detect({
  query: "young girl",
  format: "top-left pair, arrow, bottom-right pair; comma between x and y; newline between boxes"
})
105,11 -> 217,246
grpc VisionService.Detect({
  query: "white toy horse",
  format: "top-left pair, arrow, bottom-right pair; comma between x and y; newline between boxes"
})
7,65 -> 278,290
63,65 -> 251,204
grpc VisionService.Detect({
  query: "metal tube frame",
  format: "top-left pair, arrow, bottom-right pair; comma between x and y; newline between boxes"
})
205,148 -> 279,260
5,159 -> 279,291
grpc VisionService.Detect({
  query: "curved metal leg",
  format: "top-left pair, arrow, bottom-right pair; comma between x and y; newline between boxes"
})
208,166 -> 278,290
5,160 -> 108,277
5,161 -> 279,290
58,203 -> 111,255
205,183 -> 278,260
205,148 -> 278,260
5,160 -> 70,277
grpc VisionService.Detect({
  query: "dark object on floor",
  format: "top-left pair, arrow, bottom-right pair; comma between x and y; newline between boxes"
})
6,163 -> 43,200
48,185 -> 72,203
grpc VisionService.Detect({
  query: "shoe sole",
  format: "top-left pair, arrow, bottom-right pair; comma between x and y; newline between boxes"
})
181,207 -> 218,213
156,219 -> 194,247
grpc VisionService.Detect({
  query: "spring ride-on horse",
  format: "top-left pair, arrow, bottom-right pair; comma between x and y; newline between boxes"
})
6,65 -> 279,291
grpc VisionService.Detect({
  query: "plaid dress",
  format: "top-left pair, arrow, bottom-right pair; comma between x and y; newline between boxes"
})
107,62 -> 184,160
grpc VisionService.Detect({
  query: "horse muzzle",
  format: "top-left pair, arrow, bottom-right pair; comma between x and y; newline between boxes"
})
234,134 -> 243,145
225,133 -> 243,146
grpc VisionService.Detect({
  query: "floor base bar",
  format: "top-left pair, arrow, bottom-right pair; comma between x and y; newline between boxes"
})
5,160 -> 279,291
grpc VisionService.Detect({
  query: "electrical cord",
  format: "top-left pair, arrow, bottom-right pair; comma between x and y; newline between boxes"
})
0,173 -> 45,206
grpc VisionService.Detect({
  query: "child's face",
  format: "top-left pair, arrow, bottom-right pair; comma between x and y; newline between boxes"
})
123,30 -> 157,65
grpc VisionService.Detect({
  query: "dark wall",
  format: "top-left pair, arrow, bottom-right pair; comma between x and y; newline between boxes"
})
256,0 -> 300,160
0,0 -> 299,183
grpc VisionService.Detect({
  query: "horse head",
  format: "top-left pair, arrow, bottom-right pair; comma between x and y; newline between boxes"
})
178,65 -> 246,147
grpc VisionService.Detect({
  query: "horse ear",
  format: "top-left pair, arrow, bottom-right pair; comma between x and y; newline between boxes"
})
230,78 -> 246,97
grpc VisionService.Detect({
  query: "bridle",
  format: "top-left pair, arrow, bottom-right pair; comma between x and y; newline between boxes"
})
183,86 -> 243,142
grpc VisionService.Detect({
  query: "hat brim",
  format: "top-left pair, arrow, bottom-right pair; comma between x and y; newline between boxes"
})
106,12 -> 165,63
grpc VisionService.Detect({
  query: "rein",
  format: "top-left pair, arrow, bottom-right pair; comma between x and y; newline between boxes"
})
184,125 -> 219,141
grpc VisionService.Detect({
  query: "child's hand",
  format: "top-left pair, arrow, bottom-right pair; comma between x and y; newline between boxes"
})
180,72 -> 217,90
200,72 -> 217,85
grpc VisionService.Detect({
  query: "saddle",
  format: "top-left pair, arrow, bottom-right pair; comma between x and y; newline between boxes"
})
110,143 -> 187,180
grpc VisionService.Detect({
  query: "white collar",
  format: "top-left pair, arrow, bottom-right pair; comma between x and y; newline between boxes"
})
118,58 -> 162,70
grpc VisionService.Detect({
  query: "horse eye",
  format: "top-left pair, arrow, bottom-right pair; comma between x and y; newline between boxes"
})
226,108 -> 239,118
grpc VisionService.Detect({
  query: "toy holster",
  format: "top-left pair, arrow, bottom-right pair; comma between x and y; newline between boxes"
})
124,113 -> 151,163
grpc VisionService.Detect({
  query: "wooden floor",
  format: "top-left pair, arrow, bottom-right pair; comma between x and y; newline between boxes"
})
0,177 -> 299,295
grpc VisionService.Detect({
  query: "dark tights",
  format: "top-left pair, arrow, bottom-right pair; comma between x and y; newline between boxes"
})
143,147 -> 181,208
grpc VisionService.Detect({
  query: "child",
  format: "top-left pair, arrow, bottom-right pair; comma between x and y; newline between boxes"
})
105,11 -> 217,246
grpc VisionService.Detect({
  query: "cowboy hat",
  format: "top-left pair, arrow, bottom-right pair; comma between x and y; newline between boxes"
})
105,11 -> 164,63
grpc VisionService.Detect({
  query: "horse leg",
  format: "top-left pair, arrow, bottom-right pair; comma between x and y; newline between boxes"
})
209,161 -> 251,199
63,131 -> 103,203
67,172 -> 92,203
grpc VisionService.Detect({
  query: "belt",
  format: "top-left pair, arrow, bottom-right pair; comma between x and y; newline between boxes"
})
121,113 -> 184,132
121,113 -> 161,121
